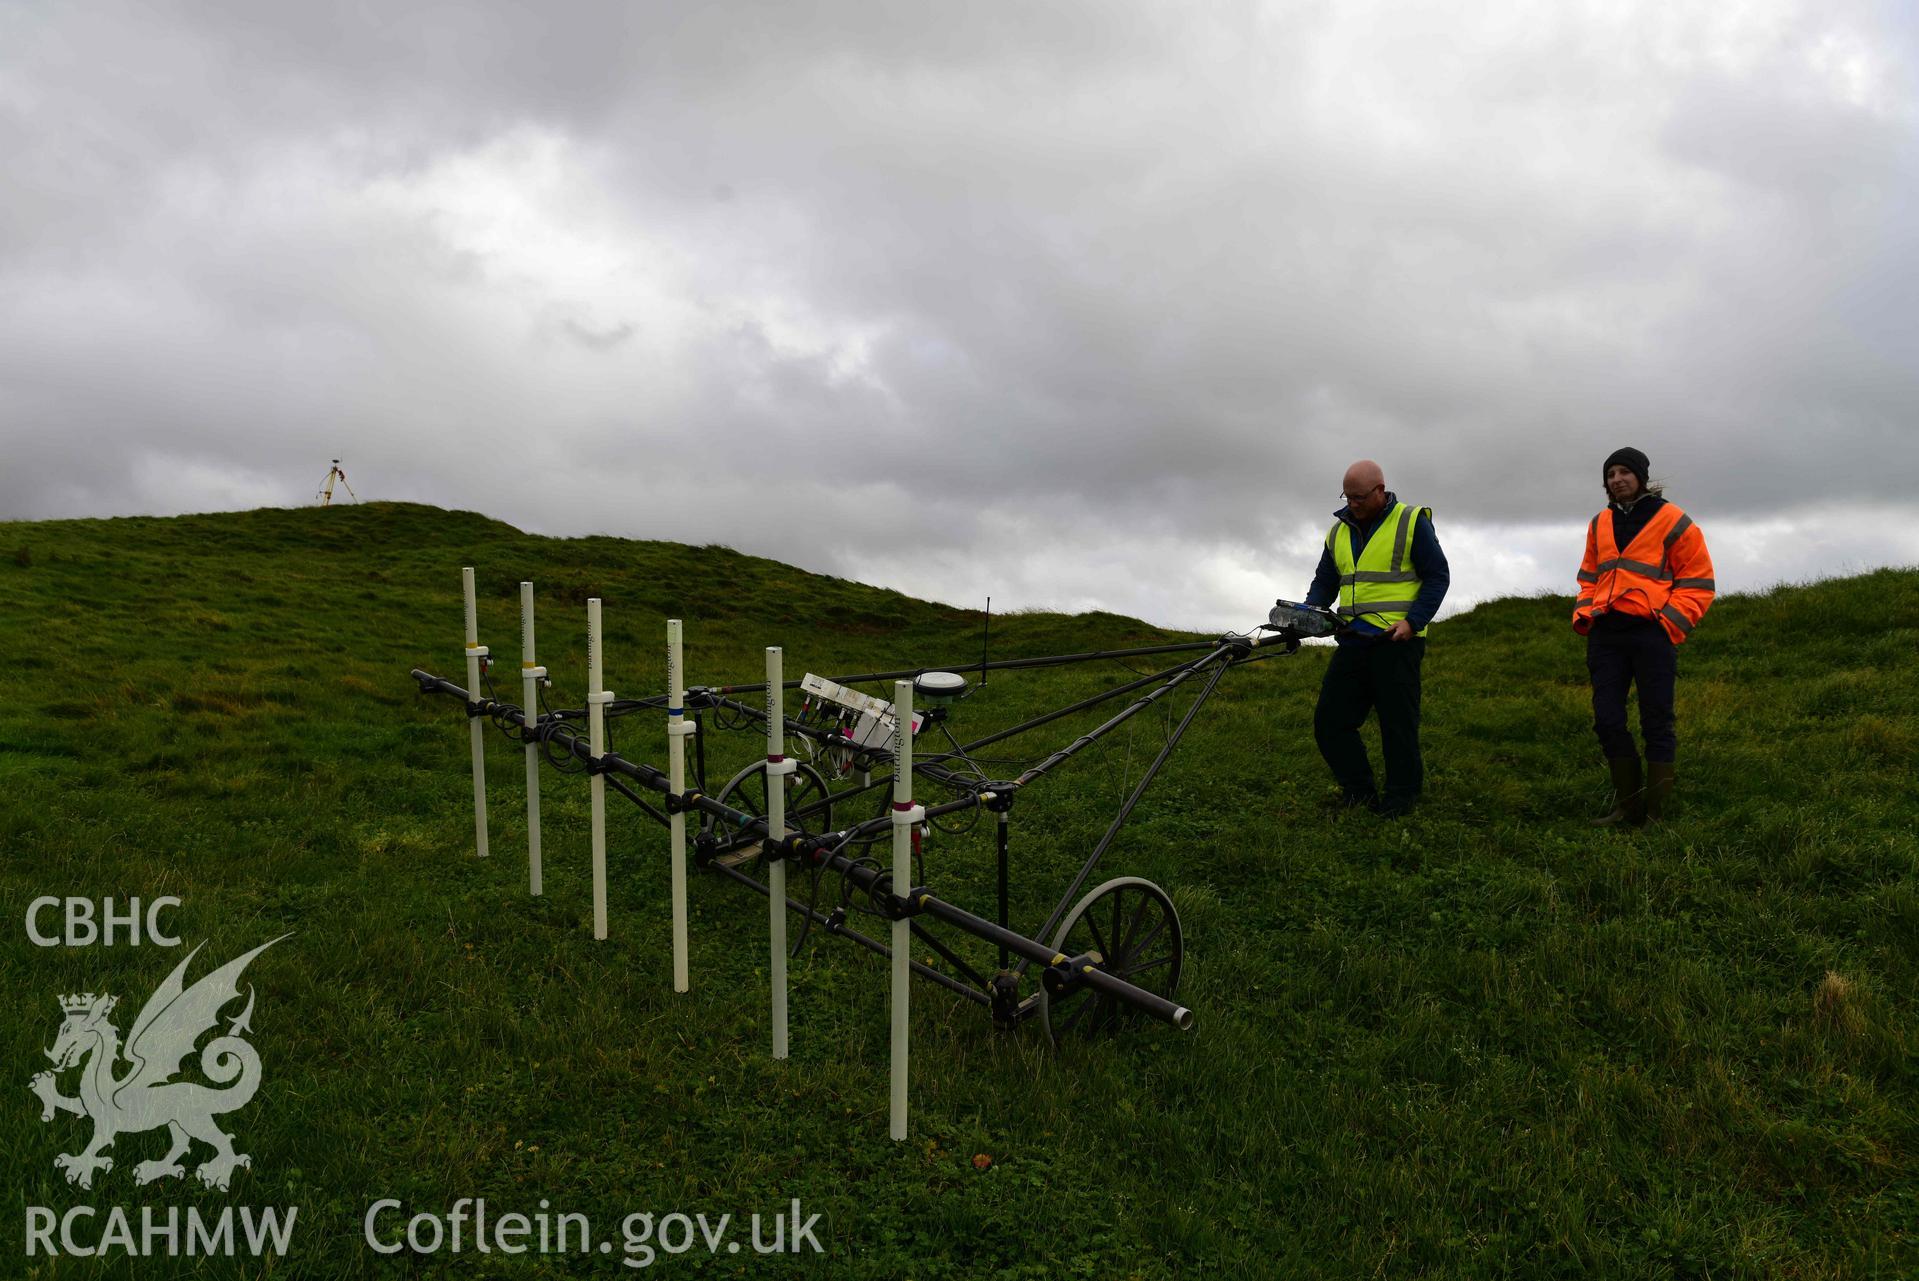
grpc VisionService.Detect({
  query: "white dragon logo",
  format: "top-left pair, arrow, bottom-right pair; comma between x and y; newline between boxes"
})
29,936 -> 287,1191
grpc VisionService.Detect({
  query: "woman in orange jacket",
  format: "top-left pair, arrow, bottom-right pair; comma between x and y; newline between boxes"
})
1572,447 -> 1715,824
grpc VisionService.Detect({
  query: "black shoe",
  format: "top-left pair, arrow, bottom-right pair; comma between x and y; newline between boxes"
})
1645,761 -> 1675,823
1374,796 -> 1417,819
1592,757 -> 1645,827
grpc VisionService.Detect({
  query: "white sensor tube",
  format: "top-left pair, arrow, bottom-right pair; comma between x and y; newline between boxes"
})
889,680 -> 918,1141
667,619 -> 690,993
587,598 -> 609,940
463,567 -> 489,859
521,582 -> 544,896
765,646 -> 791,1059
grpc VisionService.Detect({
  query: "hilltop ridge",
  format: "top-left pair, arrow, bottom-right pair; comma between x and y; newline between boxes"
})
7,500 -> 1915,643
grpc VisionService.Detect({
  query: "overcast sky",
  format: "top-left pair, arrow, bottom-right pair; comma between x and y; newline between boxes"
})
3,1 -> 1915,630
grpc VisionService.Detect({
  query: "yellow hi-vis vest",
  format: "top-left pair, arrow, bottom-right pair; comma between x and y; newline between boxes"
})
1328,501 -> 1431,635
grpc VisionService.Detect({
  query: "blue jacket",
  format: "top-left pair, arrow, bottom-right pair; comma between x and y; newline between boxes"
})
1303,493 -> 1451,644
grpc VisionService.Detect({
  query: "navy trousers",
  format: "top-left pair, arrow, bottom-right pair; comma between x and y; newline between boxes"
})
1314,636 -> 1425,807
1586,616 -> 1677,763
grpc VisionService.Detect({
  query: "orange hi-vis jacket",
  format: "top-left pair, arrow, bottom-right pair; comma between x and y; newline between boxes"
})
1573,501 -> 1715,645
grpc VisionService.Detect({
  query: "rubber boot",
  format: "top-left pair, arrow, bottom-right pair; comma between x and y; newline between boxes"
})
1592,756 -> 1644,827
1645,762 -> 1675,823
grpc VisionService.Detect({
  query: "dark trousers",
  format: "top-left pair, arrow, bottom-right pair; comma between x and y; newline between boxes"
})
1586,617 -> 1677,763
1314,637 -> 1425,805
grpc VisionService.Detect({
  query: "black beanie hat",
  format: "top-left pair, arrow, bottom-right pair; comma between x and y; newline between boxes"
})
1603,447 -> 1649,486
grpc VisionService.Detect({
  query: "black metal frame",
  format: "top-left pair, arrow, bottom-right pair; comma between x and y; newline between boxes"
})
411,626 -> 1303,1036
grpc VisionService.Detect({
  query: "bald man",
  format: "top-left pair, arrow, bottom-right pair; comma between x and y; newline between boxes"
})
1300,460 -> 1451,816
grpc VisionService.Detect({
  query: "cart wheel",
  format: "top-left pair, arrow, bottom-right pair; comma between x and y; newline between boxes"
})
1038,876 -> 1183,1047
703,759 -> 834,861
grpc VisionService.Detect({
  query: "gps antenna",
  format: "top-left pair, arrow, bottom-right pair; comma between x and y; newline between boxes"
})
980,597 -> 991,688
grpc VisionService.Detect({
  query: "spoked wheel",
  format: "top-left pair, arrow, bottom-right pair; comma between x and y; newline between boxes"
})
1038,876 -> 1183,1047
703,759 -> 834,866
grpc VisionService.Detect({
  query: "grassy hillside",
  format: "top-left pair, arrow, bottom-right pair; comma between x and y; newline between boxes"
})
2,502 -> 1915,1279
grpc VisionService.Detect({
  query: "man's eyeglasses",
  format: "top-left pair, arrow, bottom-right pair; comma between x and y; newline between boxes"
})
1341,484 -> 1383,503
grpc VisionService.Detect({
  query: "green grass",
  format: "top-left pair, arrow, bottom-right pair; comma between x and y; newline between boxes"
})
2,502 -> 1915,1278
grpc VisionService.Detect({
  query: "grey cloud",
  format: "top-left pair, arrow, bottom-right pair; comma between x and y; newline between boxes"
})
2,1 -> 1916,624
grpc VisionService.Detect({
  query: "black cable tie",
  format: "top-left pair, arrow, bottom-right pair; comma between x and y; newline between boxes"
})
663,790 -> 704,815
